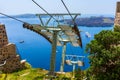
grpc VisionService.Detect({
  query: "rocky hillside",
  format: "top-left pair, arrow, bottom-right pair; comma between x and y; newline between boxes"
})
0,63 -> 72,80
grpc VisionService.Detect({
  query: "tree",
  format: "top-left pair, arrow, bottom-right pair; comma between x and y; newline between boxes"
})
86,30 -> 120,80
75,68 -> 85,80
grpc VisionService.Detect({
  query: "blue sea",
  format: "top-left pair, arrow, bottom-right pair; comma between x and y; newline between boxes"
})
0,18 -> 113,72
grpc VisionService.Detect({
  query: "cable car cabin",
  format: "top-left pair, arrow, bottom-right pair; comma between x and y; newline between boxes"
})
65,60 -> 72,65
78,61 -> 84,66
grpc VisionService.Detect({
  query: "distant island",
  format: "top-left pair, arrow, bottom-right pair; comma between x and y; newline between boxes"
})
0,14 -> 36,18
0,14 -> 114,27
0,14 -> 47,18
64,16 -> 114,27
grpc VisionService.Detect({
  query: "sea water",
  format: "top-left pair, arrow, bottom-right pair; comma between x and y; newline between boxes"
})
0,18 -> 113,72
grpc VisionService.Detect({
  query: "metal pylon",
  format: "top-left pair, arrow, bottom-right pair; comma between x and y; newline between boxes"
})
60,42 -> 67,72
49,30 -> 58,75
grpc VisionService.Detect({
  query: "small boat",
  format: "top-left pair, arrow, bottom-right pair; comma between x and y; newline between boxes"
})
19,40 -> 24,43
85,32 -> 91,38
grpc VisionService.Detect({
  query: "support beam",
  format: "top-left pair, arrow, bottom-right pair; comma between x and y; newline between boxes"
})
38,15 -> 44,26
72,63 -> 76,78
60,42 -> 67,72
45,16 -> 52,26
49,31 -> 58,75
36,13 -> 80,16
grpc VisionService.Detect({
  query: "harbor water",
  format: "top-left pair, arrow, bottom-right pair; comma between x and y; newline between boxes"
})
0,18 -> 113,72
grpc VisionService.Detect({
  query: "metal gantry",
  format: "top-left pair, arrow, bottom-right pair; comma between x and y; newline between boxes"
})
0,0 -> 84,77
31,0 -> 83,76
23,13 -> 82,75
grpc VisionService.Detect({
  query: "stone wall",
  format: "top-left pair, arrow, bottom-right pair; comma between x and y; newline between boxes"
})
0,24 -> 8,47
114,2 -> 120,25
0,24 -> 26,73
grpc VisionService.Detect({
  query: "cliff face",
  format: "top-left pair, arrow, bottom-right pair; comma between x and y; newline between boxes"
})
114,2 -> 120,26
0,24 -> 26,73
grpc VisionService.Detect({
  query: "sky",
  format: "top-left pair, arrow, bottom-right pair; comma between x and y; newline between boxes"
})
0,0 -> 120,15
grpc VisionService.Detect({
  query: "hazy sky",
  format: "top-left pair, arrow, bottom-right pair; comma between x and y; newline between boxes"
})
0,0 -> 120,15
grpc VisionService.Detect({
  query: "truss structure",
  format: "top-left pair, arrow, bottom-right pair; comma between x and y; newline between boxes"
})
23,13 -> 82,75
